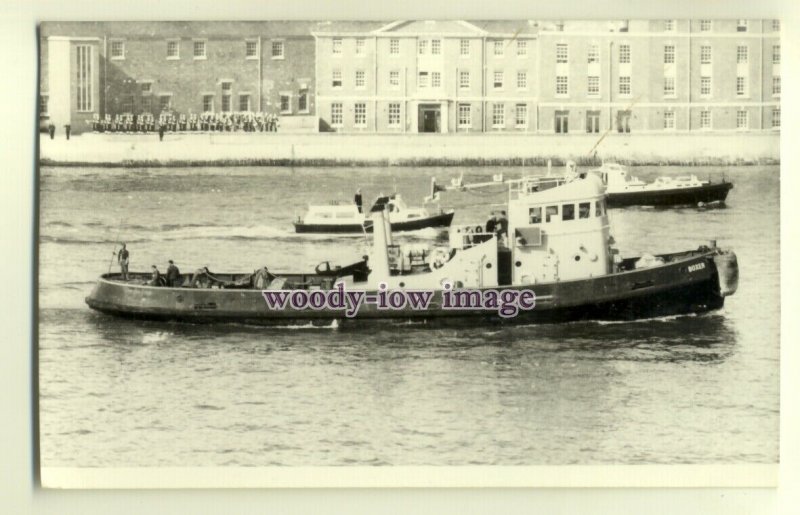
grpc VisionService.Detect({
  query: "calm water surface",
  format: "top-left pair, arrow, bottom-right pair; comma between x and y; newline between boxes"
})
38,165 -> 779,466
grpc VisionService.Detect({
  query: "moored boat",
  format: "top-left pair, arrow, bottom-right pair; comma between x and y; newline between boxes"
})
86,172 -> 738,325
594,162 -> 733,207
293,193 -> 454,233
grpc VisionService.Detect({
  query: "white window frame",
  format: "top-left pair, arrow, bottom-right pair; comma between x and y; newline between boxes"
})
619,75 -> 631,97
460,39 -> 470,57
556,43 -> 568,63
700,109 -> 712,130
139,80 -> 153,95
355,70 -> 366,90
458,103 -> 471,128
700,20 -> 712,32
663,76 -> 676,98
736,76 -> 748,98
664,44 -> 675,64
332,38 -> 342,55
389,70 -> 400,90
354,102 -> 367,127
772,76 -> 781,97
663,110 -> 676,130
773,45 -> 780,65
280,93 -> 292,114
516,70 -> 527,90
332,69 -> 342,89
515,104 -> 528,128
418,39 -> 427,55
245,39 -> 259,60
737,20 -> 748,32
736,109 -> 749,130
202,94 -> 214,113
492,103 -> 505,128
555,75 -> 568,97
772,108 -> 780,129
298,88 -> 309,114
517,39 -> 527,57
700,76 -> 712,97
238,93 -> 251,112
331,102 -> 343,127
700,45 -> 712,65
193,39 -> 207,60
736,45 -> 748,64
619,44 -> 630,64
664,19 -> 675,32
109,39 -> 125,60
772,20 -> 781,32
493,40 -> 504,57
587,44 -> 599,64
389,38 -> 400,56
159,94 -> 173,113
459,70 -> 470,90
431,39 -> 441,55
166,39 -> 180,60
431,71 -> 441,89
355,38 -> 365,56
493,70 -> 504,90
388,103 -> 401,128
587,76 -> 600,97
271,40 -> 284,60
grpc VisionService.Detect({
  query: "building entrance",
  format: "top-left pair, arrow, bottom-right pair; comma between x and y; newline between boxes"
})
418,104 -> 441,133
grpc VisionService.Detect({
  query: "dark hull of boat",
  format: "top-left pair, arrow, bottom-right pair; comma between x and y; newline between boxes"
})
86,249 -> 729,326
607,182 -> 733,208
294,211 -> 455,234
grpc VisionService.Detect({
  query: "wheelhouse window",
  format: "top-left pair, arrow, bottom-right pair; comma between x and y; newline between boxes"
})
562,204 -> 575,221
545,205 -> 559,223
579,202 -> 591,219
529,207 -> 542,224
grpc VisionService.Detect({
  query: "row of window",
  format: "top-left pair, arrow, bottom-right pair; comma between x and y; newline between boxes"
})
528,201 -> 605,225
117,90 -> 309,115
660,19 -> 778,32
552,73 -> 780,98
333,37 -> 531,58
324,102 -> 782,131
550,108 -> 780,134
550,43 -> 779,66
109,39 -> 285,60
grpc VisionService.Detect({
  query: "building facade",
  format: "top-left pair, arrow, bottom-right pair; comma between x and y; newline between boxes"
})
39,20 -> 781,135
39,21 -> 327,133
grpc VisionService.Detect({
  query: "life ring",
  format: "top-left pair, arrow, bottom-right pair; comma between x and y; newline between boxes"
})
428,247 -> 450,270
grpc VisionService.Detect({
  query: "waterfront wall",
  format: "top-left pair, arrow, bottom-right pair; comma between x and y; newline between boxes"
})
39,132 -> 779,167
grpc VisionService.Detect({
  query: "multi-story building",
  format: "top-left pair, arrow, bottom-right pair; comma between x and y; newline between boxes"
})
535,19 -> 781,135
313,20 -> 540,133
39,21 -> 335,133
39,20 -> 781,135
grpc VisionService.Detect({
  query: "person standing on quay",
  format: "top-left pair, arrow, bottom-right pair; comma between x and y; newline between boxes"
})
47,124 -> 55,139
355,188 -> 363,213
158,122 -> 165,141
117,243 -> 130,281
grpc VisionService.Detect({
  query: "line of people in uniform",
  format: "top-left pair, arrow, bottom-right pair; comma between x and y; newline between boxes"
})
89,111 -> 281,133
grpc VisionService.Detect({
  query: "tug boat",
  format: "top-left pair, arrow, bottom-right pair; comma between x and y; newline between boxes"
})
293,193 -> 454,233
594,162 -> 733,207
86,169 -> 739,325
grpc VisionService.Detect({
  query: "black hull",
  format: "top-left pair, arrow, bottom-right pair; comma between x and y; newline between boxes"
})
607,182 -> 733,208
86,250 -> 729,327
294,211 -> 455,234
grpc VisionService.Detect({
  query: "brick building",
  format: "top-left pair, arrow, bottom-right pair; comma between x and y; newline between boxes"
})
39,21 -> 335,133
39,20 -> 781,135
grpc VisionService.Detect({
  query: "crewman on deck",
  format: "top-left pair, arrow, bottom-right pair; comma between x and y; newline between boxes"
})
149,265 -> 162,286
190,266 -> 211,288
355,189 -> 363,213
253,266 -> 274,289
166,260 -> 181,287
117,243 -> 130,281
